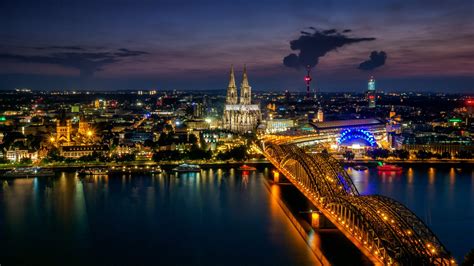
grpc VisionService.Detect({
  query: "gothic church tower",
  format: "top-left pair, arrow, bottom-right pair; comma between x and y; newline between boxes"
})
239,65 -> 251,105
226,66 -> 238,104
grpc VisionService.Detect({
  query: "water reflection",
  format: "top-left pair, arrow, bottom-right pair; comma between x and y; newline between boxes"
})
348,165 -> 474,260
0,169 -> 318,266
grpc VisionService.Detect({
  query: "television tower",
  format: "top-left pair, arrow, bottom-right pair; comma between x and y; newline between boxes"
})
304,66 -> 312,100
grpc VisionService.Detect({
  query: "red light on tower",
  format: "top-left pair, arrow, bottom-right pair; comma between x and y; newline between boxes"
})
304,75 -> 311,82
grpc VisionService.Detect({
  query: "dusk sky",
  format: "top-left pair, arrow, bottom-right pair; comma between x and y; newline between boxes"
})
1,0 -> 473,92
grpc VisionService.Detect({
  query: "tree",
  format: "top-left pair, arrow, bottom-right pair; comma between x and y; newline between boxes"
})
462,248 -> 474,266
394,149 -> 409,160
143,139 -> 155,148
19,157 -> 32,164
188,134 -> 198,144
456,150 -> 473,159
343,150 -> 355,161
440,151 -> 451,159
367,148 -> 390,159
152,150 -> 182,162
415,150 -> 432,160
216,145 -> 247,161
186,145 -> 212,160
47,147 -> 65,162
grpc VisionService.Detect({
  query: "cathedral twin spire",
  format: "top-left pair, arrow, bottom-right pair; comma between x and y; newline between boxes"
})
226,65 -> 251,105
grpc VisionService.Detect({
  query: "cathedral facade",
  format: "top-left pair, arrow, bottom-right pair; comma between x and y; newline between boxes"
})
222,66 -> 261,133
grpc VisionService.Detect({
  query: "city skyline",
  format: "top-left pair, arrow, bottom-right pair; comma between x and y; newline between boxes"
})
1,0 -> 473,91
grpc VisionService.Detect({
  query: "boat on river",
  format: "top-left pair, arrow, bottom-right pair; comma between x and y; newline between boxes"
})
109,165 -> 162,173
172,164 -> 201,173
78,168 -> 109,176
238,164 -> 257,171
352,165 -> 368,171
377,164 -> 403,172
2,167 -> 55,178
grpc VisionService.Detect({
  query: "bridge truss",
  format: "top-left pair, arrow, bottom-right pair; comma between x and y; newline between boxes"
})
260,141 -> 454,265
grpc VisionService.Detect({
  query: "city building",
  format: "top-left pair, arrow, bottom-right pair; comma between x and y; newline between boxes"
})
266,119 -> 295,133
56,118 -> 72,143
295,118 -> 387,149
222,66 -> 261,133
60,145 -> 109,158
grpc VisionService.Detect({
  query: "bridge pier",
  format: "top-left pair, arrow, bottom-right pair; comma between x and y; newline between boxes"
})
272,170 -> 280,183
311,212 -> 320,228
310,211 -> 335,229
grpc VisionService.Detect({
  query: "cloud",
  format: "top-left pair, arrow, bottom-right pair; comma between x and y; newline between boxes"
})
115,48 -> 149,57
358,51 -> 387,70
0,48 -> 149,78
283,28 -> 376,70
35,46 -> 85,51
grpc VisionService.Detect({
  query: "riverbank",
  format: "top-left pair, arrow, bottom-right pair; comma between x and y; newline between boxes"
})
0,159 -> 271,171
342,158 -> 474,166
1,157 -> 473,172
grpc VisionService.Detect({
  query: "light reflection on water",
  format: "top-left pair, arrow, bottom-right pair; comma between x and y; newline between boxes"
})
0,168 -> 318,266
348,165 -> 474,260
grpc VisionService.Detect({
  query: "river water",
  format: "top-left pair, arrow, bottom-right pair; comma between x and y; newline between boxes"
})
0,165 -> 472,264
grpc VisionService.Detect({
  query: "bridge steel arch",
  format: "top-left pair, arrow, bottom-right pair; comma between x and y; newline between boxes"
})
260,141 -> 453,265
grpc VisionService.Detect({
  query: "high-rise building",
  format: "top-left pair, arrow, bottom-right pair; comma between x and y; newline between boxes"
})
317,108 -> 324,122
367,76 -> 376,108
223,66 -> 261,133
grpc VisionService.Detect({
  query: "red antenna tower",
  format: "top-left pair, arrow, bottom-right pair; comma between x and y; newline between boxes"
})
304,65 -> 312,100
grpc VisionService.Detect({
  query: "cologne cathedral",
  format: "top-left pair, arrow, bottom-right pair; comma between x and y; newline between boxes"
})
222,66 -> 261,133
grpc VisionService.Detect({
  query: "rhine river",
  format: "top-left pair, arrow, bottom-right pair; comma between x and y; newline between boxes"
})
0,165 -> 473,265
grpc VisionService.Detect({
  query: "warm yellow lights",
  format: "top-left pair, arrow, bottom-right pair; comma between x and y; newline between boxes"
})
87,130 -> 93,137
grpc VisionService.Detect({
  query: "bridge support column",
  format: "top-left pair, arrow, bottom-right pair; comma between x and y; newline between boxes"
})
273,170 -> 280,183
310,211 -> 335,229
311,212 -> 320,228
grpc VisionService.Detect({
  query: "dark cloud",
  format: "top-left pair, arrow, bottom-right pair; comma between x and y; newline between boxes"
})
36,46 -> 85,51
358,51 -> 387,70
0,48 -> 149,78
115,48 -> 149,57
283,28 -> 376,70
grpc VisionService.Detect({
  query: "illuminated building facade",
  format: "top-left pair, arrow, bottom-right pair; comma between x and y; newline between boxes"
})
266,119 -> 294,133
296,119 -> 387,149
56,119 -> 71,143
367,76 -> 376,108
223,66 -> 261,133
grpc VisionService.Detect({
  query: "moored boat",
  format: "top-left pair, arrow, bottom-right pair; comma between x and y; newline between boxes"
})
109,165 -> 162,173
352,165 -> 368,171
78,168 -> 109,176
377,164 -> 403,172
172,164 -> 201,173
2,167 -> 55,178
238,164 -> 257,171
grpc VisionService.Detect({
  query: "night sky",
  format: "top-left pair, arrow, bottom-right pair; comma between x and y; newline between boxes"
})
1,0 -> 473,92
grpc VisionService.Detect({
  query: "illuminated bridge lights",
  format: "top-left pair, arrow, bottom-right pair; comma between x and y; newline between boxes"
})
260,142 -> 452,265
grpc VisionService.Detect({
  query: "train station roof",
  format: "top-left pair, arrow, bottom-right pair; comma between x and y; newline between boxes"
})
311,118 -> 384,130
